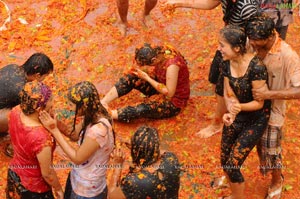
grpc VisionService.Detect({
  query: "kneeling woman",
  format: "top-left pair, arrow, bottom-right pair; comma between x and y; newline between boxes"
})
219,25 -> 271,198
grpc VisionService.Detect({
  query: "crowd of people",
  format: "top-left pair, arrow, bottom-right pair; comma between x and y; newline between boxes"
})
0,0 -> 300,199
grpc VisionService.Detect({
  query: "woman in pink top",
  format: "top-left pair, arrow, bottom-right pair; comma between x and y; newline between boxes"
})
39,81 -> 115,199
6,81 -> 63,199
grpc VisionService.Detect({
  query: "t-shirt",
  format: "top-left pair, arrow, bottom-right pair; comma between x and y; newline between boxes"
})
0,64 -> 26,109
155,45 -> 190,108
70,118 -> 114,197
121,152 -> 181,199
262,34 -> 300,126
9,106 -> 55,193
221,0 -> 259,27
223,56 -> 271,120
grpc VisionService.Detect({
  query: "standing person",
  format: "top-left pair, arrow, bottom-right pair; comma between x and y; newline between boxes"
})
6,81 -> 63,199
218,25 -> 270,198
39,81 -> 115,199
108,126 -> 181,199
116,0 -> 158,36
165,0 -> 261,138
259,0 -> 295,40
0,52 -> 54,157
246,15 -> 300,199
101,43 -> 190,123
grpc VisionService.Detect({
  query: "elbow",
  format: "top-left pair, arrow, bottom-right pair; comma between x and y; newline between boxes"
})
71,158 -> 85,165
165,90 -> 175,98
254,101 -> 264,111
70,153 -> 88,165
41,169 -> 54,181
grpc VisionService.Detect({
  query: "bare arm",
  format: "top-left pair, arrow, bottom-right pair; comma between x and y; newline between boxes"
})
223,77 -> 241,114
132,64 -> 180,98
166,0 -> 221,9
240,80 -> 265,111
37,146 -> 63,199
253,84 -> 300,100
39,111 -> 101,165
108,148 -> 126,199
57,118 -> 83,141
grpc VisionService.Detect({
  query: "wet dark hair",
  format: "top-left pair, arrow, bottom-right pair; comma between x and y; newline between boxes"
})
22,53 -> 54,76
131,126 -> 160,169
245,14 -> 275,40
135,43 -> 163,65
19,81 -> 52,115
220,25 -> 247,55
67,81 -> 114,143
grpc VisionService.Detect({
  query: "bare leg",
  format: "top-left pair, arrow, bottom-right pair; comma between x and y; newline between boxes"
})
101,86 -> 119,109
230,182 -> 245,199
116,0 -> 129,36
266,169 -> 283,199
195,94 -> 225,138
142,0 -> 158,27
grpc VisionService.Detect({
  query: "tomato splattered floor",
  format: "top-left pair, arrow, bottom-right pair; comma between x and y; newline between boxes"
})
1,0 -> 300,198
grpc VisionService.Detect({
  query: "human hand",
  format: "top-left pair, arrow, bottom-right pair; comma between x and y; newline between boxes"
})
131,68 -> 150,81
120,137 -> 131,149
54,189 -> 64,199
223,113 -> 235,126
252,84 -> 268,101
39,110 -> 58,133
229,99 -> 241,114
111,148 -> 125,165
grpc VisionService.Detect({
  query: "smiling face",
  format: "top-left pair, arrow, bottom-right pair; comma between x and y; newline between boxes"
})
218,34 -> 240,61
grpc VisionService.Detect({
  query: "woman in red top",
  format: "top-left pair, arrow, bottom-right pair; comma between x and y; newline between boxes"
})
101,43 -> 190,122
6,81 -> 63,199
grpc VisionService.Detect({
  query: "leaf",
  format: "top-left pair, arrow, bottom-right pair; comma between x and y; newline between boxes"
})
283,184 -> 293,191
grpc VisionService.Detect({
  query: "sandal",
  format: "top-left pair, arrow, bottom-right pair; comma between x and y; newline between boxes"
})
4,143 -> 14,158
265,174 -> 284,199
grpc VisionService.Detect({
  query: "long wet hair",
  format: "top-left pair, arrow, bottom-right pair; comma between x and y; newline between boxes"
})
22,53 -> 54,76
130,126 -> 160,170
220,25 -> 247,55
245,14 -> 275,40
135,43 -> 163,66
67,81 -> 113,144
19,81 -> 52,115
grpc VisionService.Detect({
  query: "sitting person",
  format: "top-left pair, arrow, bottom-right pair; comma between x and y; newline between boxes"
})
101,43 -> 190,122
39,81 -> 115,199
0,52 -> 54,157
108,126 -> 181,199
6,81 -> 63,199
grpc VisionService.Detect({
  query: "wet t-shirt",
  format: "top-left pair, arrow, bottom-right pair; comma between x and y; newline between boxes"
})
121,152 -> 181,199
223,56 -> 270,120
